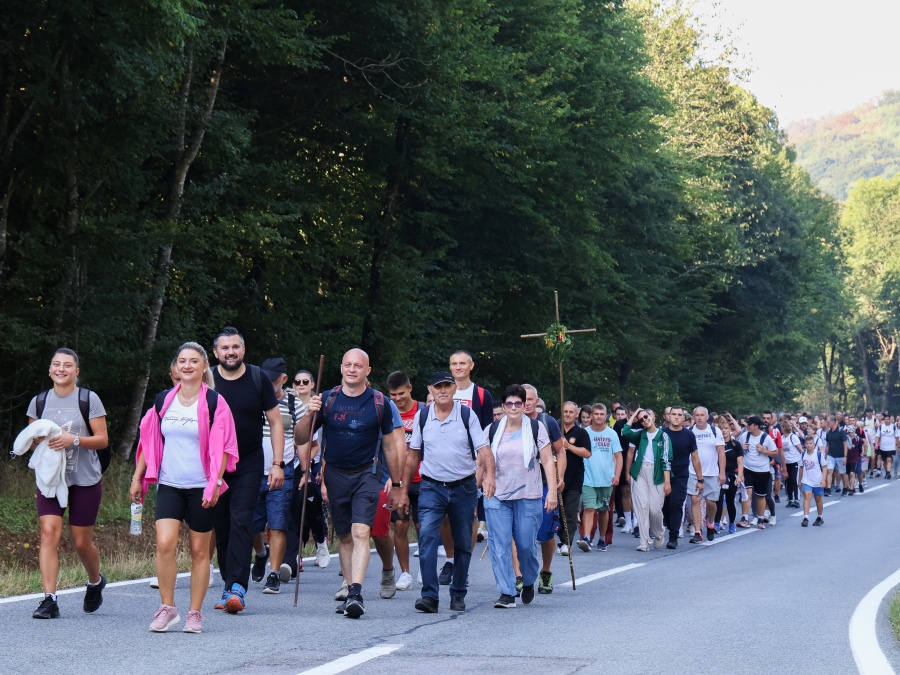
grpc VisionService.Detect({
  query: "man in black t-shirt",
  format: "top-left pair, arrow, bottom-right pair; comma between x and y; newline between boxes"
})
662,407 -> 702,548
210,327 -> 284,614
612,407 -> 634,532
557,402 -> 591,554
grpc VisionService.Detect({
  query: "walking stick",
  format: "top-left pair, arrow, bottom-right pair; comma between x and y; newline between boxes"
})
555,455 -> 577,590
295,354 -> 325,608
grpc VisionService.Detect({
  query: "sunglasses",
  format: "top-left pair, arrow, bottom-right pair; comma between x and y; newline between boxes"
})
504,401 -> 524,409
294,378 -> 312,386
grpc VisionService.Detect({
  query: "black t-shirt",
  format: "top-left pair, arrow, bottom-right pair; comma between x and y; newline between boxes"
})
724,439 -> 743,474
613,419 -> 629,457
825,429 -> 849,458
560,424 -> 591,493
664,427 -> 698,473
315,387 -> 395,470
213,364 -> 279,466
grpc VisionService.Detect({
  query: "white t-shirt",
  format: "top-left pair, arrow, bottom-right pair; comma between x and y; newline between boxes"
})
690,424 -> 724,475
159,398 -> 207,489
783,432 -> 803,464
864,416 -> 877,437
643,430 -> 657,465
453,384 -> 475,408
800,449 -> 825,487
740,431 -> 777,472
877,423 -> 898,452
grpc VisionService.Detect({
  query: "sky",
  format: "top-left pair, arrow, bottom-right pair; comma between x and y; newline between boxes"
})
692,0 -> 900,125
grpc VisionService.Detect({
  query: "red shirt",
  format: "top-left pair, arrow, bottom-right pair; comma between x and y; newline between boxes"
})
401,402 -> 424,483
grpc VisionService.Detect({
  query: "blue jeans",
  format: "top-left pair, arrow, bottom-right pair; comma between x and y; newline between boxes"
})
418,477 -> 478,601
483,496 -> 543,596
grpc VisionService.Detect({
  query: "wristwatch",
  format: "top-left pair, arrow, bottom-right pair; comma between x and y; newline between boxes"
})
696,478 -> 704,483
391,481 -> 402,488
273,460 -> 286,469
73,434 -> 80,447
216,479 -> 223,487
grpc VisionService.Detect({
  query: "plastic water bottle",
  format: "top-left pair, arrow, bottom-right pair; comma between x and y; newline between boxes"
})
130,502 -> 143,536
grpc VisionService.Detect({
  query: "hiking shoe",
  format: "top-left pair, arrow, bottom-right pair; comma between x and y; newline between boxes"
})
83,574 -> 106,613
494,594 -> 516,609
224,583 -> 246,613
521,584 -> 535,605
33,595 -> 60,619
251,545 -> 269,583
214,588 -> 228,610
316,543 -> 331,568
706,526 -> 716,541
813,517 -> 824,526
515,576 -> 524,596
728,523 -> 737,534
396,571 -> 413,591
335,600 -> 347,614
577,538 -> 591,552
335,581 -> 349,601
344,594 -> 365,618
263,572 -> 281,594
801,517 -> 809,527
149,605 -> 181,632
182,610 -> 203,633
636,543 -> 650,552
596,540 -> 608,552
537,571 -> 553,594
381,568 -> 396,599
438,561 -> 453,585
689,532 -> 703,544
449,596 -> 466,612
666,536 -> 677,549
415,596 -> 439,613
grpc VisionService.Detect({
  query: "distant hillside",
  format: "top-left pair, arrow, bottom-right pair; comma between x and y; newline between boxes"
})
786,90 -> 900,201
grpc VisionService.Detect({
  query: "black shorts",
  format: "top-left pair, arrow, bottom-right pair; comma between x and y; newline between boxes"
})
882,450 -> 896,458
391,480 -> 420,524
155,484 -> 216,533
324,466 -> 380,537
846,462 -> 858,474
744,469 -> 771,497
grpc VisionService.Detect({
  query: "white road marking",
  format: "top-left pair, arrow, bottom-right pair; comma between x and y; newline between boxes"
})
560,562 -> 644,588
862,483 -> 892,494
699,527 -> 759,546
298,644 -> 403,675
850,567 -> 900,674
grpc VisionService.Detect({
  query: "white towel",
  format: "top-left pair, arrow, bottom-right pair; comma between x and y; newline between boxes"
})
14,419 -> 68,508
489,416 -> 534,468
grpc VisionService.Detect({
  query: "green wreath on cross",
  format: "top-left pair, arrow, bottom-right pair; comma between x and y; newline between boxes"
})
543,322 -> 573,365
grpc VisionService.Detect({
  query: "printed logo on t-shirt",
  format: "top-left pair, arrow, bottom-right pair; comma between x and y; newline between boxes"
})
591,435 -> 615,453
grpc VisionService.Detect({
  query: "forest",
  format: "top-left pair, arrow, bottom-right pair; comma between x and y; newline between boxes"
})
0,0 -> 846,455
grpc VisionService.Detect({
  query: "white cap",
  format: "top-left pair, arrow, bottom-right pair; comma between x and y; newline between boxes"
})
798,416 -> 808,423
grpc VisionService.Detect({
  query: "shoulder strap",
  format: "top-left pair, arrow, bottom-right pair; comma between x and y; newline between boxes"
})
459,404 -> 476,461
373,389 -> 385,428
530,418 -> 540,451
322,386 -> 341,422
488,420 -> 500,445
476,386 -> 485,406
418,404 -> 430,457
248,364 -> 263,397
78,388 -> 94,436
35,389 -> 50,419
206,388 -> 219,430
287,392 -> 297,427
154,390 -> 168,416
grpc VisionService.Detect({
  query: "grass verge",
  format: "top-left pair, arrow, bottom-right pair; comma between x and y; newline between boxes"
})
890,593 -> 900,641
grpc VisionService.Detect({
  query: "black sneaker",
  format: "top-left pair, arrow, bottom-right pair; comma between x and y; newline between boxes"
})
415,596 -> 439,613
494,594 -> 516,609
689,532 -> 703,544
33,595 -> 60,619
813,517 -> 824,526
537,571 -> 553,594
801,517 -> 809,527
263,571 -> 281,594
438,561 -> 453,585
824,488 -> 832,496
521,584 -> 535,605
251,545 -> 269,583
344,594 -> 365,619
859,484 -> 865,494
335,600 -> 347,614
666,536 -> 677,549
449,596 -> 466,612
887,472 -> 892,480
515,575 -> 524,596
83,574 -> 106,613
774,494 -> 780,503
706,526 -> 715,542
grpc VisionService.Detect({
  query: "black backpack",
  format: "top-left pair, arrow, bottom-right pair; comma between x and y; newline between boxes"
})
154,388 -> 220,435
35,388 -> 111,474
417,403 -> 477,460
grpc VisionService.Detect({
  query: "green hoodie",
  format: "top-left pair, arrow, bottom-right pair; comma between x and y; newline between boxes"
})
621,424 -> 671,485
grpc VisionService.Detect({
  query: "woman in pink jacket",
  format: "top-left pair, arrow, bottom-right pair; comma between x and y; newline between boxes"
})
130,342 -> 239,633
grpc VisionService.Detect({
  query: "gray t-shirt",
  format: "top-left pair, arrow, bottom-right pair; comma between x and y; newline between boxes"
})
27,389 -> 106,487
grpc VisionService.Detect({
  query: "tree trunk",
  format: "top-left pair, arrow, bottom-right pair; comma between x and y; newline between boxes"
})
117,43 -> 226,459
855,331 -> 874,407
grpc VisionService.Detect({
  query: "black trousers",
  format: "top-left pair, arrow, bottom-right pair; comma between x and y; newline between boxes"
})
664,471 -> 689,538
556,488 -> 581,546
785,462 -> 799,501
215,462 -> 262,591
715,473 -> 739,524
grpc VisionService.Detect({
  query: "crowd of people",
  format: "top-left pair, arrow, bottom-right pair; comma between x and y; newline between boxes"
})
17,332 -> 891,631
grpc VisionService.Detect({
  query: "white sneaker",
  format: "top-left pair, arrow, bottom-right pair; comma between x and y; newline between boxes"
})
636,543 -> 650,552
278,563 -> 292,582
768,515 -> 776,526
477,527 -> 488,542
678,526 -> 684,539
335,581 -> 349,601
620,523 -> 631,533
653,536 -> 664,549
149,577 -> 159,589
396,571 -> 413,590
437,545 -> 447,558
316,543 -> 330,569
559,544 -> 569,556
750,517 -> 759,526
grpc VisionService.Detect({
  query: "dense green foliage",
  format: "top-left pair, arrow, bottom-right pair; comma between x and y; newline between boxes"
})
787,91 -> 900,202
0,0 -> 841,454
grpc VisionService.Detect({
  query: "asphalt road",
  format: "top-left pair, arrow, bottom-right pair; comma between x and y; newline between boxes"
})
6,480 -> 900,675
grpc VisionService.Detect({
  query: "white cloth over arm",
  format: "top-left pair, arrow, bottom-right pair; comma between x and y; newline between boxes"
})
14,419 -> 67,507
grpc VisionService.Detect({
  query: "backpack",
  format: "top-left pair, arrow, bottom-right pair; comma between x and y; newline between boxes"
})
212,363 -> 264,398
154,387 -> 220,436
488,417 -> 541,454
321,386 -> 386,470
35,388 -> 111,474
417,403 -> 477,461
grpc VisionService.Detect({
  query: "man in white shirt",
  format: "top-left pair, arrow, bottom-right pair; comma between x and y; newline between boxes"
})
688,407 -> 726,542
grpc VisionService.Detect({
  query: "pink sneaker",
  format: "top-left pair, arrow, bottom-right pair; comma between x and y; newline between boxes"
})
149,605 -> 180,632
182,610 -> 203,633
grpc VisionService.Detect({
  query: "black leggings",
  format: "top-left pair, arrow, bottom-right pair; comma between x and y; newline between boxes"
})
785,462 -> 799,501
715,474 -> 738,524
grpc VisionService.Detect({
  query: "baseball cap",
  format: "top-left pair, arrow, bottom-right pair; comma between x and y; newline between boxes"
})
428,371 -> 455,387
261,357 -> 288,381
798,416 -> 808,423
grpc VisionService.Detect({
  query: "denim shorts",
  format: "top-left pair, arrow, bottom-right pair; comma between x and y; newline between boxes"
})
253,464 -> 294,532
536,486 -> 560,542
826,456 -> 846,474
802,483 -> 824,496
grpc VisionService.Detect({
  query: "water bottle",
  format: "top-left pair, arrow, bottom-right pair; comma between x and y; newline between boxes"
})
130,502 -> 143,536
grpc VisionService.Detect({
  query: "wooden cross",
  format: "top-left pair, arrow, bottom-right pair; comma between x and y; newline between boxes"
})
521,291 -> 596,413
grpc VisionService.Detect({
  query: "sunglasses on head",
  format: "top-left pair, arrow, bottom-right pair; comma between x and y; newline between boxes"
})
294,378 -> 311,385
504,401 -> 524,409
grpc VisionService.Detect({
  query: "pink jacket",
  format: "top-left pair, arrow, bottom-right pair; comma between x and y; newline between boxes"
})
136,382 -> 239,502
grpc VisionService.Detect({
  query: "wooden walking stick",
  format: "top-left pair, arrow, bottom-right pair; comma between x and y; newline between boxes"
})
295,354 -> 325,608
